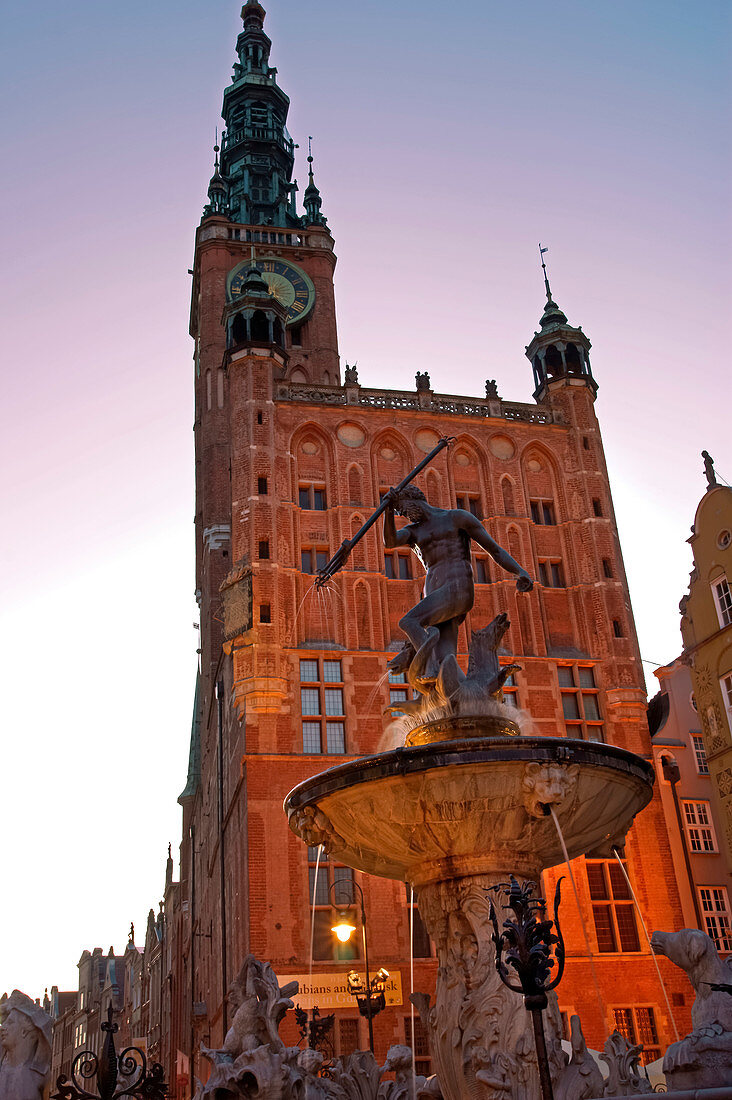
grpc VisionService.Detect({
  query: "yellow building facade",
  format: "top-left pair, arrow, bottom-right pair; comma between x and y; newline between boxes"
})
680,457 -> 732,869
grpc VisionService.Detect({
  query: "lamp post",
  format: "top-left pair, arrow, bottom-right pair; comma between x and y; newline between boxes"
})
488,876 -> 565,1100
329,879 -> 387,1053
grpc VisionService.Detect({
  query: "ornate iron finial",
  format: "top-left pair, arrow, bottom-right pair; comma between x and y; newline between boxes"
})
51,1005 -> 167,1100
539,242 -> 552,301
488,876 -> 565,1100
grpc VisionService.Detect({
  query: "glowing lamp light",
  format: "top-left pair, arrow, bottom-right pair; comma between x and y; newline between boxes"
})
331,913 -> 357,943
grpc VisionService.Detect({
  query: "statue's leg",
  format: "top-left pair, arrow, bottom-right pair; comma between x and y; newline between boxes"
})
434,618 -> 460,665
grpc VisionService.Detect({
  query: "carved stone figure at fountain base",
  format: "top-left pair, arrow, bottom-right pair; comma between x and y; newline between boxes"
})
651,928 -> 732,1089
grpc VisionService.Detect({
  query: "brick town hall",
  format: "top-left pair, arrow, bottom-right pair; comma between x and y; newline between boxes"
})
147,1 -> 698,1090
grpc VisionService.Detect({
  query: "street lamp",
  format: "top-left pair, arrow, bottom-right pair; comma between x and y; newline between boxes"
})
328,879 -> 386,1053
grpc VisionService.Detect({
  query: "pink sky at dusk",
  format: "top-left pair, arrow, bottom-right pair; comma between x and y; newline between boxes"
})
0,0 -> 730,996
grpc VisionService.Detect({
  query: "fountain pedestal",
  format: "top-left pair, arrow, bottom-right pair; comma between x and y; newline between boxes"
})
285,736 -> 654,1100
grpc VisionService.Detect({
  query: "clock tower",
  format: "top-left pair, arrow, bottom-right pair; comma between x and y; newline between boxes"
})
173,2 -> 692,1084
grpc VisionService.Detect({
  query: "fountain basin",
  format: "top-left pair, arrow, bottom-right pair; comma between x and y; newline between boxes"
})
285,736 -> 654,886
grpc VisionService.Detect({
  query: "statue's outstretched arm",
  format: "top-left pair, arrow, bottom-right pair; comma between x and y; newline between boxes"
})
460,512 -> 533,591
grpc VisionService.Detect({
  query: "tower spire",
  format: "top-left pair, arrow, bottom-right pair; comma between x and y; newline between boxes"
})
539,243 -> 552,301
204,132 -> 229,218
303,135 -> 327,226
525,248 -> 596,401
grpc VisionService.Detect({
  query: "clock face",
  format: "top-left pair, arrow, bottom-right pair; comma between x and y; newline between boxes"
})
228,258 -> 316,326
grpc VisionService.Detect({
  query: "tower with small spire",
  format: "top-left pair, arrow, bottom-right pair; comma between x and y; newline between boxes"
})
526,245 -> 596,402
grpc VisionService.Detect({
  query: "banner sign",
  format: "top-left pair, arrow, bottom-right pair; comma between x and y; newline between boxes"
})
278,971 -> 402,1011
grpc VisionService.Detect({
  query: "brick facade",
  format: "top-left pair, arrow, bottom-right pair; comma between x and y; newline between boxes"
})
165,8 -> 696,1093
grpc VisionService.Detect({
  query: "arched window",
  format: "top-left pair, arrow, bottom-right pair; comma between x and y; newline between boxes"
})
217,369 -> 225,409
501,477 -> 515,516
348,465 -> 363,506
323,371 -> 330,385
291,367 -> 308,383
231,313 -> 247,345
251,311 -> 269,342
565,343 -> 581,372
355,583 -> 373,651
272,318 -> 284,347
205,369 -> 212,411
545,344 -> 563,376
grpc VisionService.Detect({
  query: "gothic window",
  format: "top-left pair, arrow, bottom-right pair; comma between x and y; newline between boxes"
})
456,492 -> 482,518
257,476 -> 268,494
682,801 -> 717,852
385,551 -> 412,579
557,665 -> 603,740
300,659 -> 346,754
307,848 -> 358,961
290,366 -> 308,382
272,318 -> 283,346
501,478 -> 515,516
473,556 -> 490,584
612,618 -> 625,638
205,369 -> 212,410
538,559 -> 565,588
301,547 -> 328,574
602,558 -> 614,579
348,466 -> 363,506
217,368 -> 225,408
530,499 -> 556,525
258,540 -> 270,560
586,860 -> 640,952
299,483 -> 327,510
698,886 -> 732,953
612,1007 -> 661,1065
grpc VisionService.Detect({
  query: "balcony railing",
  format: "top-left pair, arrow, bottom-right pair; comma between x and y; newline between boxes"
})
223,126 -> 294,156
275,382 -> 562,424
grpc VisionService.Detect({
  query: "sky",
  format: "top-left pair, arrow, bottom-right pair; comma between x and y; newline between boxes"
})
0,0 -> 730,998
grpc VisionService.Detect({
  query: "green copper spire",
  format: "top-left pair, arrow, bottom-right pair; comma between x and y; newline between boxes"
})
303,136 -> 327,227
214,2 -> 300,227
537,243 -> 567,328
203,138 -> 230,217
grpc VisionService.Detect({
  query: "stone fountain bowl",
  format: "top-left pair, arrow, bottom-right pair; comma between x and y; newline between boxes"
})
285,736 -> 654,886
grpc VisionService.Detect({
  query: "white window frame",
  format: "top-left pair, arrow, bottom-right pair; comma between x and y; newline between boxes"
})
682,799 -> 718,853
711,575 -> 732,629
691,734 -> 710,775
721,673 -> 732,729
698,885 -> 732,953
